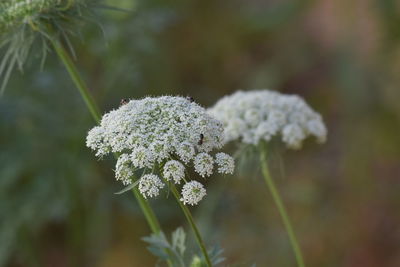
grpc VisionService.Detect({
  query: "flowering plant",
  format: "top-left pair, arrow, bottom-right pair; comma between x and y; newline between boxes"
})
208,89 -> 327,267
86,95 -> 234,266
87,95 -> 235,206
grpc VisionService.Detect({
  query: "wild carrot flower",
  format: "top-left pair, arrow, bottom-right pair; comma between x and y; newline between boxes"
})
193,153 -> 214,178
163,160 -> 185,184
180,181 -> 207,206
86,96 -> 235,204
215,152 -> 235,174
115,153 -> 134,185
138,174 -> 165,199
208,90 -> 327,149
208,89 -> 327,267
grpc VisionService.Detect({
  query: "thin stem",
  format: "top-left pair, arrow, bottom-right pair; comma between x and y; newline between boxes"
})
50,38 -> 173,267
132,187 -> 161,233
50,38 -> 101,123
260,148 -> 305,267
169,183 -> 212,267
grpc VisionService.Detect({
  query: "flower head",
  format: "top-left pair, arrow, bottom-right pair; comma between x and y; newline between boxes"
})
215,152 -> 235,174
180,181 -> 207,206
208,90 -> 327,149
176,142 -> 195,164
87,96 -> 224,163
86,96 -> 235,204
194,153 -> 214,177
131,147 -> 153,169
138,174 -> 165,199
115,153 -> 134,185
86,126 -> 109,157
163,160 -> 185,184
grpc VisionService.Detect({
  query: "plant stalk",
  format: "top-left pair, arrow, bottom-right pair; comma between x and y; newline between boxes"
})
50,38 -> 173,267
260,148 -> 305,267
169,183 -> 212,267
50,38 -> 101,123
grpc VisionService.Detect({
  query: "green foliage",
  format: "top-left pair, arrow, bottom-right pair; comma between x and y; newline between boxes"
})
143,228 -> 225,267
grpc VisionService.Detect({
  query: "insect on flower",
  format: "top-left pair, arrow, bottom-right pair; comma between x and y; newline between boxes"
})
120,98 -> 129,106
186,96 -> 195,102
198,133 -> 204,145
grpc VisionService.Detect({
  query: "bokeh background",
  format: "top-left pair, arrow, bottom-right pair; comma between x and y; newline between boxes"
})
1,0 -> 400,266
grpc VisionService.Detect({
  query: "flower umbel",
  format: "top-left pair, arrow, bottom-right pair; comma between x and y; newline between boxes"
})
138,174 -> 165,199
194,153 -> 214,178
163,160 -> 185,184
180,181 -> 207,206
208,90 -> 327,149
115,153 -> 134,185
86,96 -> 235,205
215,152 -> 235,174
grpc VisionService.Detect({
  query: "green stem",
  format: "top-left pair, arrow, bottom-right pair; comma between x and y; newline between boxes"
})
169,183 -> 212,267
50,38 -> 101,123
132,187 -> 161,233
50,38 -> 173,267
260,148 -> 305,267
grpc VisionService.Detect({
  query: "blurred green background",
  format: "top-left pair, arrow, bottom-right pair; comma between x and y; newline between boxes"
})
1,0 -> 400,266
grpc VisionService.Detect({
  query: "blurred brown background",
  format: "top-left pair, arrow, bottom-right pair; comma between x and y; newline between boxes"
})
1,0 -> 399,266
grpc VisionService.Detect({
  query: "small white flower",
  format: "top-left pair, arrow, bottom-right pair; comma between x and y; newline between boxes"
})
130,147 -> 153,169
115,154 -> 134,185
244,109 -> 261,127
176,142 -> 195,163
149,140 -> 170,163
180,181 -> 207,205
194,153 -> 214,177
138,174 -> 165,199
255,121 -> 276,142
282,124 -> 305,149
307,118 -> 327,143
208,90 -> 327,149
86,126 -> 110,157
215,153 -> 235,174
163,160 -> 185,184
224,118 -> 246,142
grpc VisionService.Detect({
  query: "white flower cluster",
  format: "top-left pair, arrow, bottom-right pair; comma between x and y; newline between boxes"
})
208,90 -> 327,149
86,96 -> 235,205
163,160 -> 185,184
180,181 -> 207,206
138,174 -> 165,199
215,153 -> 235,174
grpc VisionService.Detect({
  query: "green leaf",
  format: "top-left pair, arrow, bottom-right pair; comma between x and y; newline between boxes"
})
147,246 -> 169,260
114,179 -> 140,195
171,227 -> 186,256
142,232 -> 170,249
